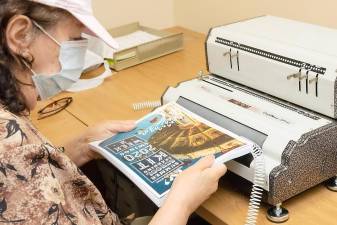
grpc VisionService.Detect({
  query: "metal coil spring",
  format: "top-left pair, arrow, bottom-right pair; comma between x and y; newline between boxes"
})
132,101 -> 162,111
245,145 -> 265,225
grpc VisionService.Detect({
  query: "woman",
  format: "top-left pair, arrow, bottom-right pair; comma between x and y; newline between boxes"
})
0,0 -> 227,225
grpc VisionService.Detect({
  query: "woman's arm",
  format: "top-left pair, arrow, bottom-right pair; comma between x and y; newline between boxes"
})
150,199 -> 190,225
149,156 -> 227,225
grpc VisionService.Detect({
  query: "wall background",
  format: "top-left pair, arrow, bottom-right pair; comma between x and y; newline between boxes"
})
93,0 -> 337,33
92,0 -> 175,29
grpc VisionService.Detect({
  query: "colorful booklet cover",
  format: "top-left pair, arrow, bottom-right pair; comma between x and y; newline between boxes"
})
90,102 -> 253,206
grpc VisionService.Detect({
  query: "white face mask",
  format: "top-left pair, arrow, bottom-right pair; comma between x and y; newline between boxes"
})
29,21 -> 89,100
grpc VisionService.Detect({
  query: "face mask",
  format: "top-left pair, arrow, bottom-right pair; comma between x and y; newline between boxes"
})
29,21 -> 89,100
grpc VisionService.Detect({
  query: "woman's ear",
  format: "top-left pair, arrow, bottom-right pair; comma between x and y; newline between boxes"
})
5,15 -> 34,55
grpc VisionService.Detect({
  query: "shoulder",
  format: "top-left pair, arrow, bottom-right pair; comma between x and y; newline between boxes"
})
0,105 -> 42,148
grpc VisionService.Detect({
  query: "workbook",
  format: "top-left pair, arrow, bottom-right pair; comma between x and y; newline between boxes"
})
90,102 -> 254,206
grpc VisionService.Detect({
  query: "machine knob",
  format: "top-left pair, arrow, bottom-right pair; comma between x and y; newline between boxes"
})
287,72 -> 301,80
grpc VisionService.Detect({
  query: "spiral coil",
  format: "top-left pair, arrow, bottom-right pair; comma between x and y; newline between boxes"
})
132,101 -> 162,111
244,145 -> 265,225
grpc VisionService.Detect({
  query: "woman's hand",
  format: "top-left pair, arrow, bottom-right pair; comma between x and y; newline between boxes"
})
63,120 -> 136,167
149,156 -> 227,225
167,155 -> 227,213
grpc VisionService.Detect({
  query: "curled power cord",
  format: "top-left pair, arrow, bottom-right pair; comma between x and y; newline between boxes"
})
245,145 -> 265,225
132,101 -> 161,111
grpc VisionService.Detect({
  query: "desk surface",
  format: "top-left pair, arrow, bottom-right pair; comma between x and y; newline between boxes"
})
31,101 -> 87,146
31,27 -> 337,225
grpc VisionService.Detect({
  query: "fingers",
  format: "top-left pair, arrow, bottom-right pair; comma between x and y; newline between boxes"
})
211,164 -> 227,179
103,120 -> 137,133
204,164 -> 227,182
190,155 -> 215,171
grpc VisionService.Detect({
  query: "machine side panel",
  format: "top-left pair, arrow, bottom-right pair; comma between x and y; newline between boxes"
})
268,123 -> 337,205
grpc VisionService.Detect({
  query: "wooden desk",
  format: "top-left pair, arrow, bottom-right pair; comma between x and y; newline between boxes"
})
53,27 -> 206,125
30,101 -> 87,146
31,27 -> 337,225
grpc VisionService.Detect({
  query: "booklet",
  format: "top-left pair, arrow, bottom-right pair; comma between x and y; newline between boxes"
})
90,102 -> 254,206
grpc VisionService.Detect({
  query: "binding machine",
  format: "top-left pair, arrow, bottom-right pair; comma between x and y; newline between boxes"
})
162,15 -> 337,222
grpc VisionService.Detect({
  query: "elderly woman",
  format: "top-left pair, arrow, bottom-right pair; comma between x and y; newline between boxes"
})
0,0 -> 227,224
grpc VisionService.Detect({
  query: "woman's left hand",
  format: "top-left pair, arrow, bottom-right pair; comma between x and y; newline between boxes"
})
63,120 -> 136,167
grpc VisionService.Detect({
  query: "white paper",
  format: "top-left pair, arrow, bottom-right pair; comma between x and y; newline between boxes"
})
67,62 -> 114,92
115,31 -> 160,51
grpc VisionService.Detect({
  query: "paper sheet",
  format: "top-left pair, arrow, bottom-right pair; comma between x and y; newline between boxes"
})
115,31 -> 161,51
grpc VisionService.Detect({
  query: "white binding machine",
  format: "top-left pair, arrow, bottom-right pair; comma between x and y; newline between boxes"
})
162,15 -> 337,222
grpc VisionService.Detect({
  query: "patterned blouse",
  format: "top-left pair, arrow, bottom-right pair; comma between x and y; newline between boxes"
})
0,105 -> 121,225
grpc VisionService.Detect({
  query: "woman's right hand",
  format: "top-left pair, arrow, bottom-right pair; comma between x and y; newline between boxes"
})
166,155 -> 227,214
149,156 -> 227,225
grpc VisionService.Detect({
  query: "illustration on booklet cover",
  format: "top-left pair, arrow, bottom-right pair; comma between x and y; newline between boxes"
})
99,103 -> 245,196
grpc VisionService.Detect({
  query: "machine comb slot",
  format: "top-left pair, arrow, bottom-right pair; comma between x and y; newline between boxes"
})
298,69 -> 302,92
315,74 -> 319,97
236,50 -> 240,71
229,48 -> 233,69
305,71 -> 309,94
